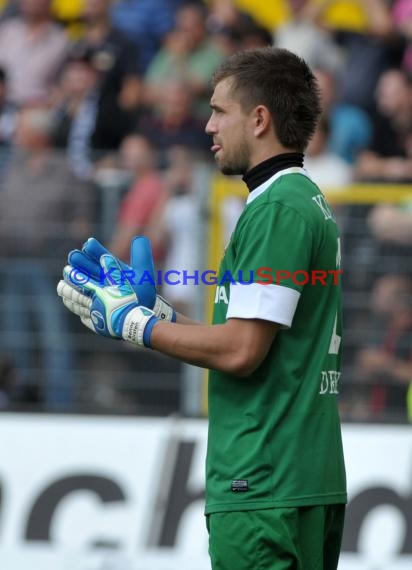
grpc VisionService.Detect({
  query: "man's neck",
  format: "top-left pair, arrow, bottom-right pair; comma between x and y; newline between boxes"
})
242,153 -> 304,192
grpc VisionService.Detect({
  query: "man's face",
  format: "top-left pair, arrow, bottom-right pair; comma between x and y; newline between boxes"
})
84,0 -> 109,21
376,70 -> 410,117
20,0 -> 51,20
62,62 -> 95,94
205,78 -> 252,175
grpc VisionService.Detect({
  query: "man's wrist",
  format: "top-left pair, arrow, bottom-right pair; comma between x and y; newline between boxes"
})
122,307 -> 159,348
154,295 -> 176,322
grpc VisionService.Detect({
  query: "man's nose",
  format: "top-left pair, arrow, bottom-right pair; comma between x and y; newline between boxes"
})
205,116 -> 216,135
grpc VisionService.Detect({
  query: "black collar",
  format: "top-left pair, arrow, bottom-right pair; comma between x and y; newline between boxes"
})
242,153 -> 304,192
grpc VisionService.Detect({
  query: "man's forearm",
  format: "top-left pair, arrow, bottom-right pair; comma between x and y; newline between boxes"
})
175,312 -> 203,325
149,318 -> 278,377
150,321 -> 243,374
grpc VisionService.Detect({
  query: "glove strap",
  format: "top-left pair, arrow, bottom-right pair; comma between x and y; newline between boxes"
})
122,306 -> 158,348
154,295 -> 176,322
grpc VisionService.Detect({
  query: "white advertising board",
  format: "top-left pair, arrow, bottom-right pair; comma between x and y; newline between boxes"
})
0,415 -> 410,569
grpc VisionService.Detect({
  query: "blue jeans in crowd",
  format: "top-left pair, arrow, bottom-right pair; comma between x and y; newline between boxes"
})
0,259 -> 75,410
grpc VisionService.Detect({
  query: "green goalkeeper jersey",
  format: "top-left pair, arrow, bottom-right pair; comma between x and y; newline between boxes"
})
205,167 -> 347,515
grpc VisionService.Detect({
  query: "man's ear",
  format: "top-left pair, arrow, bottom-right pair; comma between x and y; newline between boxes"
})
253,105 -> 272,138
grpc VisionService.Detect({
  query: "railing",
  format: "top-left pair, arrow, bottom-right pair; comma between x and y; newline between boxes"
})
0,145 -> 411,422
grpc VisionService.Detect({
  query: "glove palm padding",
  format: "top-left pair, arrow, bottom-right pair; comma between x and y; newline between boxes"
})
69,237 -> 175,321
58,253 -> 157,347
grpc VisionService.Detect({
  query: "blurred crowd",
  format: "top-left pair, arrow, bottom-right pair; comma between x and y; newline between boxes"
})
0,0 -> 411,420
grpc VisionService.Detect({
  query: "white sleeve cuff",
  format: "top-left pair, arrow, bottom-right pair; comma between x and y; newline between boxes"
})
226,282 -> 300,328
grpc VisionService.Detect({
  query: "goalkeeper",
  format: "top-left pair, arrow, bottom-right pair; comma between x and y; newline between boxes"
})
58,47 -> 347,570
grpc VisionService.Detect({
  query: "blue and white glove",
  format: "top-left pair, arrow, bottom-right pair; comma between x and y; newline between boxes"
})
57,253 -> 158,347
68,236 -> 176,322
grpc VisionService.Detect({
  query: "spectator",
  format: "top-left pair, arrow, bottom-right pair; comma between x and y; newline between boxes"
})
207,0 -> 253,34
51,0 -> 86,38
235,0 -> 289,32
304,114 -> 352,189
144,3 -> 225,121
240,21 -> 273,50
206,0 -> 265,54
138,78 -> 211,159
109,135 -> 166,264
274,0 -> 344,75
111,0 -> 183,73
213,21 -> 273,56
314,66 -> 372,164
308,0 -> 404,113
0,0 -> 17,21
0,67 -> 16,145
357,275 -> 412,421
355,68 -> 412,183
0,105 -> 93,257
367,198 -> 412,291
0,67 -> 17,181
343,68 -> 412,300
72,0 -> 143,146
208,0 -> 254,29
0,105 -> 94,409
392,0 -> 412,73
369,203 -> 412,246
51,45 -> 101,180
0,0 -> 69,106
147,146 -> 199,316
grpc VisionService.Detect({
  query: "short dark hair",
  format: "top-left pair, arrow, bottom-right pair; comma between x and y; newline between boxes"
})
212,47 -> 322,152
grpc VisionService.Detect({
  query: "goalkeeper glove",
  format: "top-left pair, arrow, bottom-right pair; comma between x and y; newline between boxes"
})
68,236 -> 176,322
57,253 -> 158,347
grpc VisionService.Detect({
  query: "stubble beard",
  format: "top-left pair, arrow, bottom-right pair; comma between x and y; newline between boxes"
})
218,134 -> 251,176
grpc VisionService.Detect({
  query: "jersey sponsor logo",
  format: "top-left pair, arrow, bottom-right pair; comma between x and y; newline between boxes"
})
214,286 -> 229,304
231,480 -> 249,492
319,370 -> 341,394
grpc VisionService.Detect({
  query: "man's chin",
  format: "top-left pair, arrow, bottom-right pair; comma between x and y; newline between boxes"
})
220,163 -> 245,176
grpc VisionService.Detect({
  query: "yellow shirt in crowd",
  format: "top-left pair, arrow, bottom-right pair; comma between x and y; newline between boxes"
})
235,0 -> 369,33
0,1 -> 372,38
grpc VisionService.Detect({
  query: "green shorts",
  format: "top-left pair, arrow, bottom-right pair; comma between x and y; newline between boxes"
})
206,504 -> 345,570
